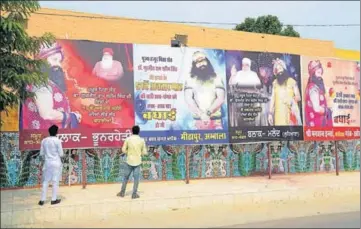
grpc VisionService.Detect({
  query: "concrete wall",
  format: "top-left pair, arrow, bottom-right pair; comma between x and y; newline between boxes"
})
1,132 -> 360,189
28,9 -> 337,57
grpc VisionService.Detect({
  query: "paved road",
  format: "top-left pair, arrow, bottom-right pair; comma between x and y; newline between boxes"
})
221,211 -> 360,228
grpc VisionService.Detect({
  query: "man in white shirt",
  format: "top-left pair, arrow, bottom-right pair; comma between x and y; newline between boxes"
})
119,126 -> 148,199
38,125 -> 64,206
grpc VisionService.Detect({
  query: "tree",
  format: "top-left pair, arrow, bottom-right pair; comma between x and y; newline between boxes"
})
0,1 -> 55,121
234,15 -> 300,38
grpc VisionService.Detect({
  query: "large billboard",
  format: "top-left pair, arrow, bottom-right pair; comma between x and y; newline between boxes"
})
133,45 -> 229,145
16,40 -> 360,150
225,51 -> 303,142
20,40 -> 135,150
302,57 -> 360,141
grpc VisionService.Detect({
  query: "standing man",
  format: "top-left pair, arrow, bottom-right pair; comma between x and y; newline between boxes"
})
119,125 -> 147,199
268,58 -> 302,126
38,125 -> 63,206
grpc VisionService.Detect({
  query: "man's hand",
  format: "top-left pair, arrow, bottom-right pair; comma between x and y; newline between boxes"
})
200,113 -> 211,121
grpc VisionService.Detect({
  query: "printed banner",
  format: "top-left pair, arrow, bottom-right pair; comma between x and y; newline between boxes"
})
19,40 -> 134,150
225,51 -> 304,142
302,57 -> 360,141
133,45 -> 229,145
16,40 -> 360,150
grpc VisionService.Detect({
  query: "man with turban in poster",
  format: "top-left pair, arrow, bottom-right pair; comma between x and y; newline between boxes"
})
229,58 -> 261,87
92,48 -> 124,81
304,60 -> 333,127
184,51 -> 226,130
268,58 -> 302,126
22,43 -> 81,130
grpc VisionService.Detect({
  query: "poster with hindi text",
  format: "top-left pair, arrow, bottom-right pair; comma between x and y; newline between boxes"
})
19,40 -> 135,150
225,50 -> 304,142
133,44 -> 229,145
302,57 -> 360,141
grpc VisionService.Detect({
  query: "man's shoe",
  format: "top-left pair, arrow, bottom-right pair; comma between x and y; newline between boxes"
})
131,193 -> 140,199
50,199 -> 61,205
38,201 -> 45,206
117,192 -> 125,198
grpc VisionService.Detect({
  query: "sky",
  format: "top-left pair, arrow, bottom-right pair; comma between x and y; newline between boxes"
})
39,1 -> 360,51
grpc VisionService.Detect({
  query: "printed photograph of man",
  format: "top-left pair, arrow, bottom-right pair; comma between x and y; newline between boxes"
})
229,57 -> 261,88
268,58 -> 302,126
21,42 -> 82,130
92,48 -> 124,81
184,51 -> 226,130
304,60 -> 333,127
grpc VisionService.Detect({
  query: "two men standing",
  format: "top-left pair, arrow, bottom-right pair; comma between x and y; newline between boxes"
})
39,125 -> 147,205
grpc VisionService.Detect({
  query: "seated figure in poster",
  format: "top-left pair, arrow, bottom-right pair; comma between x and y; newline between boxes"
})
22,43 -> 81,130
228,58 -> 261,88
268,58 -> 302,126
184,51 -> 226,130
92,48 -> 124,81
304,60 -> 333,127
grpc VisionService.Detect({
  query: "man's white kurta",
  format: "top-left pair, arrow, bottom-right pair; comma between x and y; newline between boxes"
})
230,70 -> 261,87
40,136 -> 64,183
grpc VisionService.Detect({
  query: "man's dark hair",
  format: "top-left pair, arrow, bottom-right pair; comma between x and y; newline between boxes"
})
132,125 -> 140,135
48,125 -> 59,136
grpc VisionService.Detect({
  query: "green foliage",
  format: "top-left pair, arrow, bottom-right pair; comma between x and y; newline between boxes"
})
352,150 -> 359,170
343,151 -> 350,171
251,152 -> 257,172
0,152 -> 11,187
108,153 -> 120,182
234,15 -> 300,37
93,153 -> 104,182
305,152 -> 312,172
238,153 -> 246,176
16,151 -> 38,187
0,0 -> 55,118
171,153 -> 181,180
294,152 -> 300,173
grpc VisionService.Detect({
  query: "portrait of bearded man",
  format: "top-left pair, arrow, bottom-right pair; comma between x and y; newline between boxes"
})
184,51 -> 226,130
229,57 -> 261,88
22,42 -> 81,130
268,58 -> 302,126
92,48 -> 124,81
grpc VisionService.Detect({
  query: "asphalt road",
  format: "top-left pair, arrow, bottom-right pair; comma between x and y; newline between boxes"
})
221,211 -> 360,228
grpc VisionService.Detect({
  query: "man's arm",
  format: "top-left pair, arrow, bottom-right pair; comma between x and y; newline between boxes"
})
269,82 -> 275,114
92,62 -> 99,76
57,139 -> 64,158
309,87 -> 325,114
121,139 -> 128,154
208,79 -> 226,113
293,81 -> 301,102
115,61 -> 124,77
184,79 -> 203,117
40,140 -> 45,157
34,87 -> 64,122
142,140 -> 148,156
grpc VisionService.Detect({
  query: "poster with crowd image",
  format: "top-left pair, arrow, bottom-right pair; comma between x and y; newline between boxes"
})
19,40 -> 135,150
302,57 -> 360,141
133,44 -> 229,145
225,50 -> 304,142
